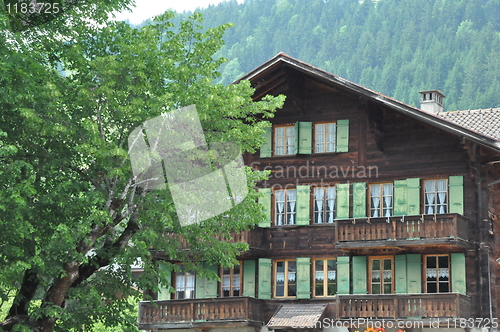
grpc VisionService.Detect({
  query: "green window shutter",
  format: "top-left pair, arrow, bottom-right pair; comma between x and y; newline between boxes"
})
297,122 -> 312,154
394,180 -> 408,216
242,260 -> 256,297
406,254 -> 422,294
195,263 -> 218,298
296,185 -> 310,225
158,262 -> 172,300
336,119 -> 349,152
451,253 -> 466,294
337,256 -> 350,294
352,256 -> 367,294
296,257 -> 311,299
406,178 -> 421,216
395,255 -> 407,294
258,258 -> 272,299
258,188 -> 272,227
336,183 -> 350,219
352,182 -> 367,218
449,176 -> 464,215
260,127 -> 272,158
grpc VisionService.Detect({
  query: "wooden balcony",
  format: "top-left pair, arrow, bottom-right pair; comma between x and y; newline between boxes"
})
335,213 -> 469,250
337,293 -> 471,321
138,297 -> 265,330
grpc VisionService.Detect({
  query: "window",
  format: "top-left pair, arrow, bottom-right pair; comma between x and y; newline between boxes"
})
275,126 -> 295,155
313,186 -> 336,223
369,256 -> 393,294
424,179 -> 448,214
425,255 -> 450,293
315,123 -> 336,153
370,183 -> 393,217
173,266 -> 195,299
314,259 -> 337,297
275,188 -> 297,225
220,264 -> 242,297
275,260 -> 296,297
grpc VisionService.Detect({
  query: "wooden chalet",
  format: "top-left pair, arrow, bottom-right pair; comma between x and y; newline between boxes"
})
138,53 -> 500,332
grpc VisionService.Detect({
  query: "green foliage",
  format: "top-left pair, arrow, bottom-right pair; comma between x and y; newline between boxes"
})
0,3 -> 283,331
180,0 -> 500,111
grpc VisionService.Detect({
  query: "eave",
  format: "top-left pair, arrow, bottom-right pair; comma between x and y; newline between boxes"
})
237,53 -> 500,153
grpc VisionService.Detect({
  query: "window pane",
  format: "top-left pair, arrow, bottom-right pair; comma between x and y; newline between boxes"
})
372,284 -> 381,294
315,260 -> 324,272
327,283 -> 337,296
439,282 -> 450,293
427,283 -> 437,293
276,284 -> 284,297
383,284 -> 392,294
438,255 -> 449,268
427,256 -> 436,269
315,282 -> 324,296
383,259 -> 392,271
327,260 -> 336,280
372,259 -> 380,270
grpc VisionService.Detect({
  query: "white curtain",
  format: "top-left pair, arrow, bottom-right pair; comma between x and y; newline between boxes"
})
437,179 -> 447,214
185,274 -> 195,298
276,127 -> 284,155
315,188 -> 324,223
326,187 -> 336,223
176,275 -> 184,291
233,275 -> 240,291
222,275 -> 230,291
316,270 -> 324,281
327,123 -> 336,152
438,268 -> 449,279
287,189 -> 296,225
383,271 -> 392,281
383,183 -> 393,217
425,181 -> 435,214
372,271 -> 381,281
371,185 -> 380,217
276,190 -> 285,225
328,270 -> 336,281
276,272 -> 285,282
316,124 -> 325,153
288,271 -> 296,282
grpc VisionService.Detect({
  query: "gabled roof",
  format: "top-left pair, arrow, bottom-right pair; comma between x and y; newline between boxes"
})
238,53 -> 500,152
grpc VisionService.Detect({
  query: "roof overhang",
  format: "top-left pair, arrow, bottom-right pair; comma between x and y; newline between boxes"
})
237,53 -> 500,153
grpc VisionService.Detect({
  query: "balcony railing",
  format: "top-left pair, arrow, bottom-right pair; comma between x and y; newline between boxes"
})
337,293 -> 471,320
335,213 -> 469,248
138,297 -> 264,329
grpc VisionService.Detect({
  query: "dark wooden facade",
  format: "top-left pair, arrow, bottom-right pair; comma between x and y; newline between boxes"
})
139,54 -> 500,331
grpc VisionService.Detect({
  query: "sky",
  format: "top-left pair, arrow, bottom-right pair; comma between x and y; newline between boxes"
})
114,0 -> 235,25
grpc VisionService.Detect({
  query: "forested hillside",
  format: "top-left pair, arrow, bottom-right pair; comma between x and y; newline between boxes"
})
165,0 -> 500,111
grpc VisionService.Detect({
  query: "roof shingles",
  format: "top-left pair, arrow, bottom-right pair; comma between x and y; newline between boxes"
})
267,303 -> 327,329
437,108 -> 500,141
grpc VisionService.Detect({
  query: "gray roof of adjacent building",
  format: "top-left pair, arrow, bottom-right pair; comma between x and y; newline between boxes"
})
437,108 -> 500,142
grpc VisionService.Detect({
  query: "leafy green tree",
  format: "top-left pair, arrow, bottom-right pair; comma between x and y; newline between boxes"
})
0,4 -> 284,332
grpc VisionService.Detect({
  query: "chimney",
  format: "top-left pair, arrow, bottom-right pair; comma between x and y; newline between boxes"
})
419,90 -> 446,114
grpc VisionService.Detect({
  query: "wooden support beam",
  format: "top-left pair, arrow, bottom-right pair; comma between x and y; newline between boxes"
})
367,104 -> 385,152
